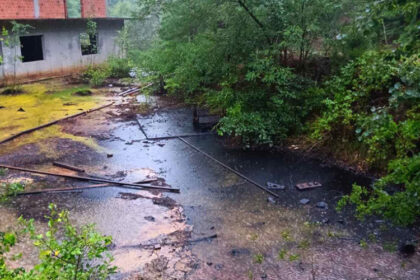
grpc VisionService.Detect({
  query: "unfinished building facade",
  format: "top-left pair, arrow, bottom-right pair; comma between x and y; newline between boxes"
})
0,0 -> 124,83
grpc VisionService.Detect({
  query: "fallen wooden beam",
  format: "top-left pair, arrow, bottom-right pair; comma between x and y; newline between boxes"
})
177,137 -> 279,198
53,162 -> 85,173
0,164 -> 180,193
0,102 -> 114,145
118,87 -> 138,96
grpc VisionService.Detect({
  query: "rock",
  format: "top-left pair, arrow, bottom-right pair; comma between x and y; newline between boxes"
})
154,244 -> 161,250
267,196 -> 276,204
266,182 -> 286,190
261,273 -> 268,279
206,262 -> 213,266
337,219 -> 345,225
296,181 -> 322,190
214,264 -> 223,271
210,226 -> 215,230
299,198 -> 310,205
17,107 -> 25,112
321,218 -> 329,224
0,105 -> 6,109
144,216 -> 156,222
158,143 -> 165,147
125,141 -> 133,145
230,248 -> 251,257
107,153 -> 113,158
316,202 -> 328,209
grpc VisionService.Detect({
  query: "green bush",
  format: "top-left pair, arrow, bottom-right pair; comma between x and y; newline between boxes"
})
107,57 -> 131,78
82,66 -> 111,87
0,204 -> 116,279
338,155 -> 420,226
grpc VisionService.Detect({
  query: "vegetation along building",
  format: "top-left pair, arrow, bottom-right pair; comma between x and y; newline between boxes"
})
0,0 -> 124,83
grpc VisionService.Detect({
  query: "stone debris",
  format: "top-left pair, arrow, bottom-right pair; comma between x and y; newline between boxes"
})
266,182 -> 286,190
299,198 -> 310,205
296,181 -> 322,190
316,201 -> 328,209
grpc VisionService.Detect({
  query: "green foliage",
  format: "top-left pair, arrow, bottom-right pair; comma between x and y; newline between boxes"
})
338,155 -> 420,226
0,168 -> 7,176
82,66 -> 110,87
107,57 -> 131,78
253,253 -> 264,264
0,204 -> 116,279
133,0 -> 420,224
67,0 -> 81,18
0,182 -> 24,202
312,50 -> 419,168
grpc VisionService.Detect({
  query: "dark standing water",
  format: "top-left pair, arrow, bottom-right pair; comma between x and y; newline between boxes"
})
1,99 -> 418,279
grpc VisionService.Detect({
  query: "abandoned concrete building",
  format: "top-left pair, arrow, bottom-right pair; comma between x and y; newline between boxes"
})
0,0 -> 124,83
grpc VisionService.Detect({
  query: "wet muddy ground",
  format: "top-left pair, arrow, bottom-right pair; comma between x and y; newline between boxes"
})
0,79 -> 419,279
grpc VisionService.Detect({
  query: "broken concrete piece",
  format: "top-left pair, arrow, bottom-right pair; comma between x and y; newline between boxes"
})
296,181 -> 322,190
267,196 -> 276,204
299,198 -> 310,205
316,202 -> 328,209
266,182 -> 286,190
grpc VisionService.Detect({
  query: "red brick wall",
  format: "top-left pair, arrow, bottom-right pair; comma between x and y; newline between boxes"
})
39,0 -> 66,19
0,0 -> 34,19
81,0 -> 106,18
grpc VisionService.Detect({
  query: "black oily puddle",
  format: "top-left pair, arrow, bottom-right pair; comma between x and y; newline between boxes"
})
134,106 -> 416,244
138,107 -> 209,138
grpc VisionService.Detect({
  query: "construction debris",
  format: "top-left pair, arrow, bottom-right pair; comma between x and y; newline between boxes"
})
266,182 -> 286,190
295,181 -> 322,190
0,164 -> 179,193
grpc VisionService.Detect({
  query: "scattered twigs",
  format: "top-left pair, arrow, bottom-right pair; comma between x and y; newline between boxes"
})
121,234 -> 218,249
0,102 -> 115,145
53,162 -> 85,173
177,137 -> 280,198
0,164 -> 180,193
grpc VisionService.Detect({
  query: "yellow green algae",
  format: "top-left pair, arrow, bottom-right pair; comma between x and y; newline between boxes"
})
0,83 -> 103,139
0,81 -> 106,156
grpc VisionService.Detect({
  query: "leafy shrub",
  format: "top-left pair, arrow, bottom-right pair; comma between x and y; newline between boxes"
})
82,66 -> 111,87
338,155 -> 420,226
0,182 -> 24,202
107,57 -> 131,78
0,204 -> 116,279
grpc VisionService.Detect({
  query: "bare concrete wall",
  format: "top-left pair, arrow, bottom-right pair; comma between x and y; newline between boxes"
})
0,19 -> 123,83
